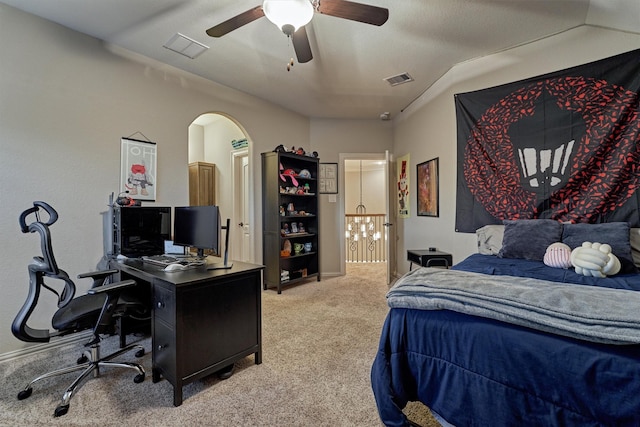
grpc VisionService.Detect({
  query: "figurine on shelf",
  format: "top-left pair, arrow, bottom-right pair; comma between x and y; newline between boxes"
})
304,183 -> 311,193
298,169 -> 311,178
287,202 -> 295,215
296,186 -> 305,195
280,205 -> 285,216
282,223 -> 290,235
298,222 -> 305,233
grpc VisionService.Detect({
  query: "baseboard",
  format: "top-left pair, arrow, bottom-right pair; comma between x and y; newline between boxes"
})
321,272 -> 342,279
0,331 -> 92,364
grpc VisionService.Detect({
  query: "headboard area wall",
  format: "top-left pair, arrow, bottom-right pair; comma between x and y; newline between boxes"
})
454,48 -> 640,233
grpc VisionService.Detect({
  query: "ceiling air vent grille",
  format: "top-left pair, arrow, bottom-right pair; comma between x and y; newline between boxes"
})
163,33 -> 209,59
383,72 -> 414,86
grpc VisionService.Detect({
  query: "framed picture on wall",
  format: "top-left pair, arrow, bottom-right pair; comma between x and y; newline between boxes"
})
120,137 -> 157,201
417,157 -> 439,217
319,163 -> 338,194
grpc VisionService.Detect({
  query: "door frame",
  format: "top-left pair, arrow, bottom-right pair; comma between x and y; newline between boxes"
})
231,147 -> 251,263
338,152 -> 392,278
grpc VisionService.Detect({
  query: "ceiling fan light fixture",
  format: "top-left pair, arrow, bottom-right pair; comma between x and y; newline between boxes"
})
263,0 -> 314,36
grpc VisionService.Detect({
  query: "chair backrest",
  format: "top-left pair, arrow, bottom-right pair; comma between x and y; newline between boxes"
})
12,201 -> 76,343
18,201 -> 60,275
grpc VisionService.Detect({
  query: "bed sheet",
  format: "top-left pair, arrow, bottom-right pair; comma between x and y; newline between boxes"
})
454,253 -> 640,290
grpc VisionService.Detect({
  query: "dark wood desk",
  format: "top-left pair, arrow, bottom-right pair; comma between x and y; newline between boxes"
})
118,258 -> 264,406
407,249 -> 452,271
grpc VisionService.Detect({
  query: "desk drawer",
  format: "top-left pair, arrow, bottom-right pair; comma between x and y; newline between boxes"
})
154,319 -> 176,382
153,283 -> 175,325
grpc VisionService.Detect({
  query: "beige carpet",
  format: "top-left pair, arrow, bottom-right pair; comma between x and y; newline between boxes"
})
0,263 -> 440,426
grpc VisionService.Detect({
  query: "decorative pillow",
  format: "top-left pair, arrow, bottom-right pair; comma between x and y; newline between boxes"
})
570,242 -> 621,277
476,224 -> 504,255
498,219 -> 563,261
543,242 -> 572,269
562,222 -> 637,273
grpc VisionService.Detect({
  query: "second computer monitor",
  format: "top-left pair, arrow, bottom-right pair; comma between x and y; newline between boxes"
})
173,205 -> 220,258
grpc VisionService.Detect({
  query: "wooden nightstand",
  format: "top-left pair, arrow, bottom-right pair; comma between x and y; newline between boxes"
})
407,249 -> 453,271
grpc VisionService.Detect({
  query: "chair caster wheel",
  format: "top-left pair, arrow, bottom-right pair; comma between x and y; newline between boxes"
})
54,404 -> 69,417
17,388 -> 33,400
134,373 -> 145,383
135,348 -> 145,358
77,354 -> 88,364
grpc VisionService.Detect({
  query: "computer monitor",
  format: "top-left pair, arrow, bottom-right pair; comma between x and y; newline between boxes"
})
117,206 -> 171,258
173,205 -> 220,258
173,205 -> 233,269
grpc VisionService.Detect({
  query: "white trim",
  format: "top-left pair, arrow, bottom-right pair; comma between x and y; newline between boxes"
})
0,331 -> 92,364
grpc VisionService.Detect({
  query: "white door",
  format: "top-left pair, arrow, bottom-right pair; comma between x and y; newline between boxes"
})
232,149 -> 251,262
384,150 -> 396,284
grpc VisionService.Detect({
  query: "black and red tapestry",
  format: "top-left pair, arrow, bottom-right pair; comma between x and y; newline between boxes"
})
455,48 -> 640,232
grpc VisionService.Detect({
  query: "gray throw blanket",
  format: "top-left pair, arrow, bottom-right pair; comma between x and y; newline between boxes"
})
387,267 -> 640,344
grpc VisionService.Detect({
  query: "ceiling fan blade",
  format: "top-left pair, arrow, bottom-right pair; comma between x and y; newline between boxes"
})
206,6 -> 265,37
292,26 -> 313,63
316,0 -> 389,26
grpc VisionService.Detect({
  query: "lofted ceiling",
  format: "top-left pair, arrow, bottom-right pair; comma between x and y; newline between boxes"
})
1,0 -> 639,120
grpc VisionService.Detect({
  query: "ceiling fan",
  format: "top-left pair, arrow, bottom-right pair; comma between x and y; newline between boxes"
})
206,0 -> 389,64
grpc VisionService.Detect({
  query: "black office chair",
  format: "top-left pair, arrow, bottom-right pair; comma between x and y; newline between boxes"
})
12,201 -> 147,417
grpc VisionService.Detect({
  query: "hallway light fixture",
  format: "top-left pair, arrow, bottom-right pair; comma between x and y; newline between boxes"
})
263,0 -> 314,36
355,160 -> 367,215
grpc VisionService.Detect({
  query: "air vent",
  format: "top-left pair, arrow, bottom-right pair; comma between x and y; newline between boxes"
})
383,72 -> 414,86
163,33 -> 209,59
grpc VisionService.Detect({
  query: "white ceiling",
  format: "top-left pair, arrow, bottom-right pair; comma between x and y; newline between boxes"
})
2,0 -> 639,120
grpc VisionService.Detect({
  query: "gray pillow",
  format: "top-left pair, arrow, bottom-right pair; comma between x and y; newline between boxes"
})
498,219 -> 563,261
562,222 -> 636,273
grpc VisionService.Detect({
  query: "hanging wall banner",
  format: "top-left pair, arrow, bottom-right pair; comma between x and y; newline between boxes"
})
455,48 -> 640,232
120,137 -> 157,201
397,154 -> 410,218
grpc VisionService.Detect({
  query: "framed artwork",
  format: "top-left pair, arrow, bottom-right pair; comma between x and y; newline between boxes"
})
319,163 -> 338,194
417,157 -> 439,217
120,137 -> 157,201
397,154 -> 410,218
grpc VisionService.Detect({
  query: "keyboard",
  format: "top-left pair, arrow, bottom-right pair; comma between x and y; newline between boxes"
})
141,254 -> 180,266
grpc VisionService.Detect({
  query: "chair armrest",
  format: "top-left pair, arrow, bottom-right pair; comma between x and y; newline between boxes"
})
86,279 -> 136,295
77,269 -> 118,280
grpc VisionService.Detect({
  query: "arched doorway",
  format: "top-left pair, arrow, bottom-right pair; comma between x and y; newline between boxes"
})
188,113 -> 253,263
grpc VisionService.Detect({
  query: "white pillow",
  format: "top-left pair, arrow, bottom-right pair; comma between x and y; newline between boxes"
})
476,225 -> 504,255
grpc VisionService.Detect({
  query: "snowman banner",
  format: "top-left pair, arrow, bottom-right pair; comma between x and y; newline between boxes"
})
120,137 -> 157,201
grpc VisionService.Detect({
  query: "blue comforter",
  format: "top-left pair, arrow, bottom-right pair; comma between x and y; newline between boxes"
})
371,255 -> 640,426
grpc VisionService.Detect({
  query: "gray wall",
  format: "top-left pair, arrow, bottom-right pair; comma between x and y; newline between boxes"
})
3,2 -> 639,358
0,4 -> 392,357
0,5 -> 312,356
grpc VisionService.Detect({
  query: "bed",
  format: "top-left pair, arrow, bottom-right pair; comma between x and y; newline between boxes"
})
371,220 -> 640,427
